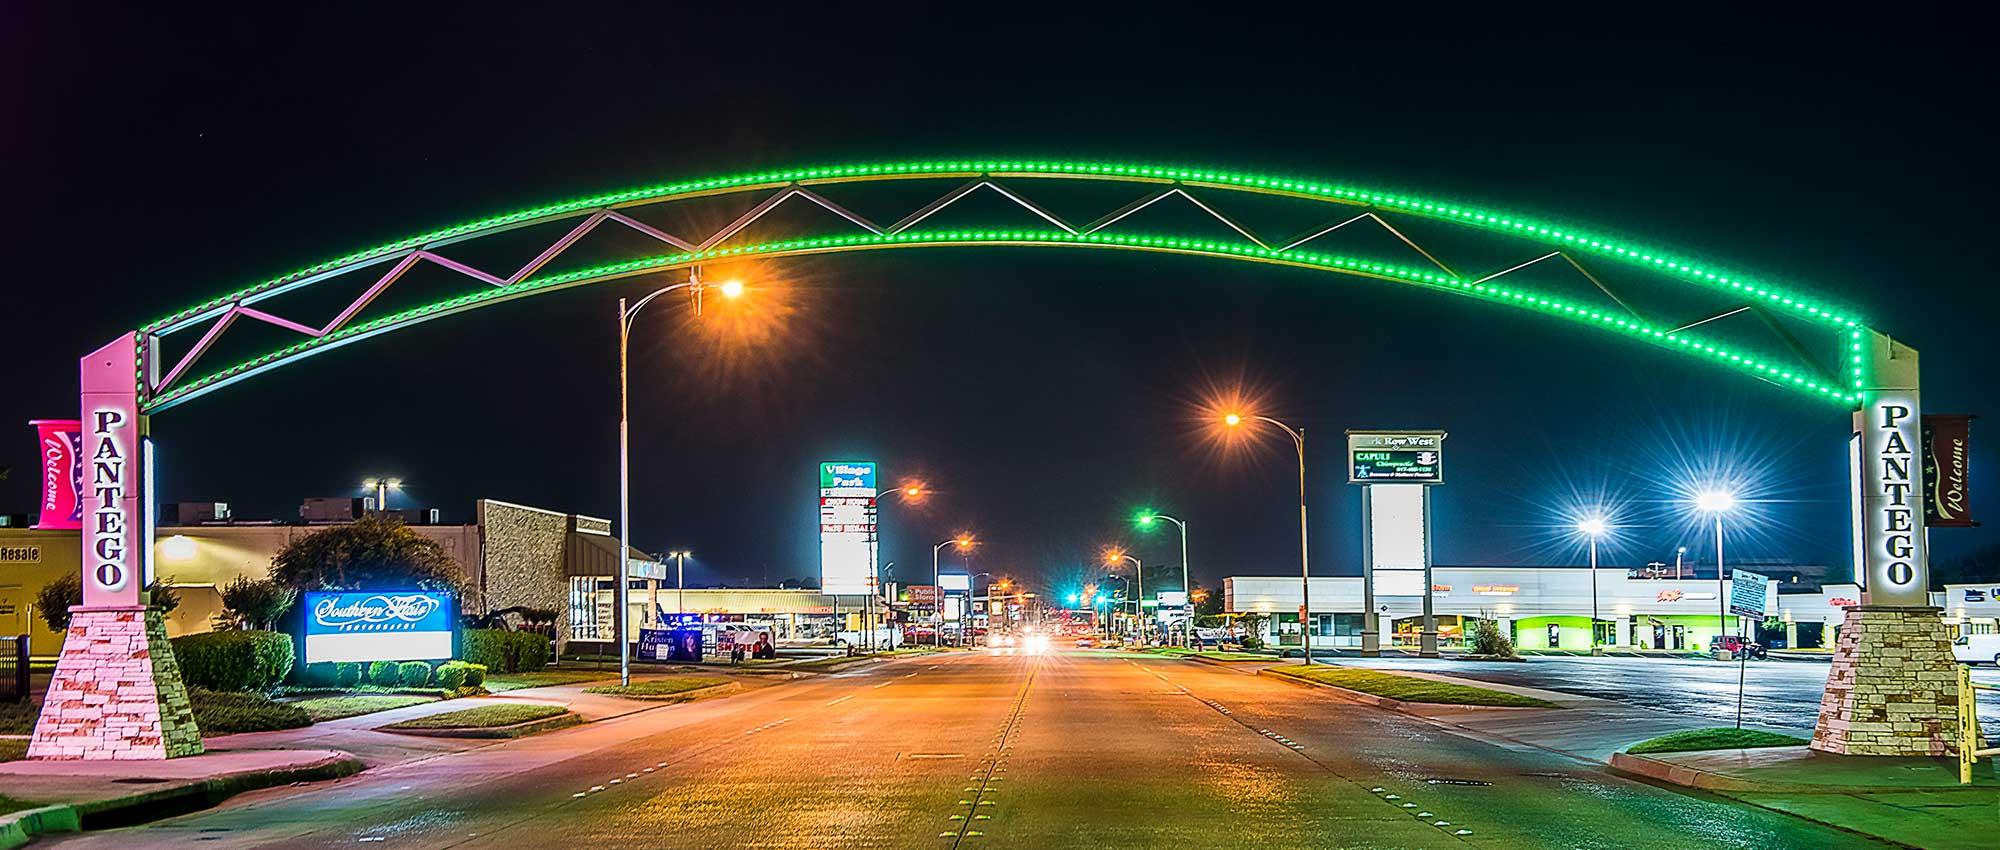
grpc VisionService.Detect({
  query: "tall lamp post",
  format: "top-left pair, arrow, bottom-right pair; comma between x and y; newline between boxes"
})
1137,512 -> 1192,646
1695,491 -> 1736,653
1099,575 -> 1131,639
1225,412 -> 1315,665
1106,551 -> 1144,642
932,535 -> 975,646
617,272 -> 743,687
668,551 -> 691,619
361,477 -> 402,512
967,571 -> 994,647
1577,517 -> 1607,653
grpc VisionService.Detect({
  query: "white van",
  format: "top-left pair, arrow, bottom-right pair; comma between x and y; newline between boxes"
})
1950,634 -> 2000,665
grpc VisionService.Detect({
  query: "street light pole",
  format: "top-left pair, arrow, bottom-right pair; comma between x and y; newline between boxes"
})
1577,517 -> 1607,653
617,271 -> 741,687
669,551 -> 690,618
1140,513 -> 1192,646
1233,414 -> 1312,665
1108,553 -> 1144,642
932,536 -> 973,646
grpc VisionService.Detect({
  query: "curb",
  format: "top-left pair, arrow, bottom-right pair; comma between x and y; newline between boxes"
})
0,751 -> 365,844
380,711 -> 582,739
1259,666 -> 1411,710
0,805 -> 81,850
1607,750 -> 1994,795
1184,655 -> 1269,669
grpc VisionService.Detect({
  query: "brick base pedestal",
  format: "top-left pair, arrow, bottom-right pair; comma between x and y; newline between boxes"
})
27,605 -> 203,760
1810,605 -> 1959,757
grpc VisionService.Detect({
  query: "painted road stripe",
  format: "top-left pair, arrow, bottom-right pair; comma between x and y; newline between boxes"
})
827,695 -> 854,706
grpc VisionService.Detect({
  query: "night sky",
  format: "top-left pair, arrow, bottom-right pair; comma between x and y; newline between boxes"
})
4,6 -> 1994,597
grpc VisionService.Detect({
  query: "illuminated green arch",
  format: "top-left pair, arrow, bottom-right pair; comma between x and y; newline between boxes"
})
138,159 -> 1872,411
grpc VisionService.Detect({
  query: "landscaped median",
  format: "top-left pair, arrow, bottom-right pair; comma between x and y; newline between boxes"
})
379,703 -> 579,738
1261,664 -> 1558,708
1624,727 -> 1805,755
583,676 -> 728,701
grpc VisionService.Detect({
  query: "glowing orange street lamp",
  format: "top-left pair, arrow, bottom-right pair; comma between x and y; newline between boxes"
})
1223,410 -> 1317,664
931,534 -> 976,646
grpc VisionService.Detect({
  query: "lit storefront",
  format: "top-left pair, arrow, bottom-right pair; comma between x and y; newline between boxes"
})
1226,568 -> 1854,653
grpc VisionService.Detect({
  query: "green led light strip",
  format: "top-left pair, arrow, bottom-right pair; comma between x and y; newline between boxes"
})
145,230 -> 1860,412
141,159 -> 1867,340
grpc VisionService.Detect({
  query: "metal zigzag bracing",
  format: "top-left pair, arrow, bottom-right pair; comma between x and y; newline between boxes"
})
136,160 -> 1876,412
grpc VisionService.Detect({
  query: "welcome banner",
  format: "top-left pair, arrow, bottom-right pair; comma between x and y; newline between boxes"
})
30,419 -> 82,530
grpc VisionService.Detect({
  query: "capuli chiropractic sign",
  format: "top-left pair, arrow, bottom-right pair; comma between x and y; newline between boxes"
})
302,591 -> 457,663
1347,431 -> 1446,484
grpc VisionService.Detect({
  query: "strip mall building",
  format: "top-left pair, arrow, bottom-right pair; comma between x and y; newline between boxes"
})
1225,568 -> 1868,652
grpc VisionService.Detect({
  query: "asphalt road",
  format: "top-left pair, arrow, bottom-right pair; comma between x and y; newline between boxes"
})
1335,653 -> 2000,734
51,650 -> 1894,849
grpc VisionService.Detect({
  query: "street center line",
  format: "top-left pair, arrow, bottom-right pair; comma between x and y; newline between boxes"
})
827,695 -> 854,705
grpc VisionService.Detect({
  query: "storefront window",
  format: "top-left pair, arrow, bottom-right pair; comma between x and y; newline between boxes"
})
569,576 -> 604,640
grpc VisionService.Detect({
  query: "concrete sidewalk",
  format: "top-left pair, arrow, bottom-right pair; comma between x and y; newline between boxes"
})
0,669 -> 764,846
1244,658 -> 1999,850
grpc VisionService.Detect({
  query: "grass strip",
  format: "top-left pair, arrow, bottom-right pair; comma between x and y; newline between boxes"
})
1270,665 -> 1556,707
189,689 -> 314,735
382,703 -> 567,730
0,793 -> 41,816
0,738 -> 26,764
290,695 -> 435,722
582,677 -> 726,699
1626,727 -> 1807,755
484,670 -> 622,693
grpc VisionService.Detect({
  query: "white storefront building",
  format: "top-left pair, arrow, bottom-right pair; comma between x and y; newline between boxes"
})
1226,568 -> 1862,652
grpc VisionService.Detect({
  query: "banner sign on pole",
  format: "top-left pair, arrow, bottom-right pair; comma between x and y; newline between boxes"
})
1923,414 -> 1976,528
1347,431 -> 1446,484
29,419 -> 83,530
303,590 -> 457,663
1729,569 -> 1770,619
818,461 -> 878,595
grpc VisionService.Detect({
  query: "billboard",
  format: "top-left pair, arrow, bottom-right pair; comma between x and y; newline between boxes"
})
1368,484 -> 1429,596
818,461 -> 878,595
907,584 -> 940,605
303,591 -> 456,663
939,573 -> 971,592
30,419 -> 82,530
1347,431 -> 1446,484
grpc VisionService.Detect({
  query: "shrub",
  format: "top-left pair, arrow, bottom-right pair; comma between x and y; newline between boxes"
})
269,513 -> 462,594
459,662 -> 486,687
334,662 -> 362,687
398,661 -> 432,687
304,662 -> 338,687
1470,619 -> 1516,658
1239,634 -> 1264,650
171,630 -> 295,691
220,576 -> 297,630
188,688 -> 312,735
511,631 -> 551,671
434,662 -> 468,690
461,629 -> 552,673
367,660 -> 400,686
37,573 -> 181,632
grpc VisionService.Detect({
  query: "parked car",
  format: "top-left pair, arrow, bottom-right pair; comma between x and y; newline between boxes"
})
1951,634 -> 2000,665
1717,635 -> 1767,660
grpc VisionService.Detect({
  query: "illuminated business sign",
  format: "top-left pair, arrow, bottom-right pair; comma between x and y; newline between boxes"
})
939,573 -> 971,593
1473,585 -> 1518,595
30,419 -> 82,530
302,591 -> 457,663
818,461 -> 878,595
1860,393 -> 1929,605
1347,431 -> 1446,484
1367,484 -> 1428,596
79,335 -> 149,608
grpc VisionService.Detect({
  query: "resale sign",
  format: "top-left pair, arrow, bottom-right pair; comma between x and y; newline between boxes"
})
1347,431 -> 1446,484
818,461 -> 878,595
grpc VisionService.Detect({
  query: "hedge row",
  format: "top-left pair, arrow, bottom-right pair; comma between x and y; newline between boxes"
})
172,630 -> 294,691
461,629 -> 552,673
300,660 -> 486,689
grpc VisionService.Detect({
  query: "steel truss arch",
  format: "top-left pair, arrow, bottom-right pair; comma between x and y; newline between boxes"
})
136,159 -> 1877,412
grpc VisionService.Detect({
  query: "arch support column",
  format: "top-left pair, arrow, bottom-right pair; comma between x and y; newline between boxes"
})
1813,333 -> 1958,756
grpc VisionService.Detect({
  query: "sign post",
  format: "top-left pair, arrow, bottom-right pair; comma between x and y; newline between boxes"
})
1349,430 -> 1446,658
1728,569 -> 1769,729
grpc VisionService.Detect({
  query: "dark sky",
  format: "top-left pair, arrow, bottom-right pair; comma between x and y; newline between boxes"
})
4,6 -> 1994,597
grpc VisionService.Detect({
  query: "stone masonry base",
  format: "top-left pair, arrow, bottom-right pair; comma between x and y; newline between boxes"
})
27,605 -> 204,760
1811,605 -> 1959,757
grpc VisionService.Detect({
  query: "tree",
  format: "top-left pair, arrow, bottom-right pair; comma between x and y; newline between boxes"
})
1469,618 -> 1516,658
1191,581 -> 1224,617
36,572 -> 181,632
269,514 -> 463,592
220,576 -> 298,630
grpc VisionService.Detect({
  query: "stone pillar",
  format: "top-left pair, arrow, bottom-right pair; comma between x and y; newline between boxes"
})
1811,606 -> 1959,756
29,605 -> 203,760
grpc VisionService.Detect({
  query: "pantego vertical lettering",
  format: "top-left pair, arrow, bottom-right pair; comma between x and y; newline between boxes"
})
90,408 -> 129,591
1876,403 -> 1917,587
